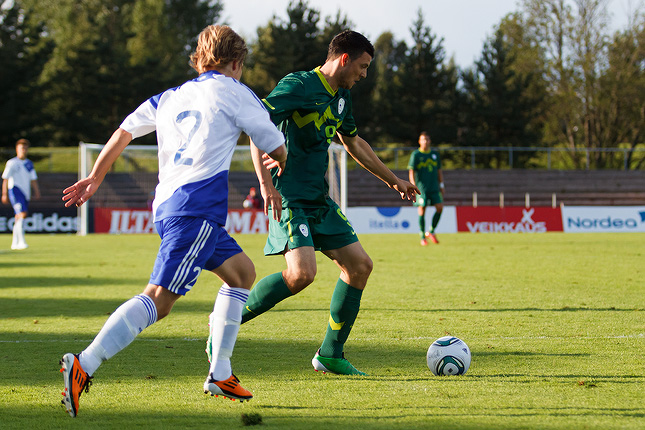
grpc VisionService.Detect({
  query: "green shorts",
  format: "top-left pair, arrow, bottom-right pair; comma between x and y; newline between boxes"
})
264,198 -> 358,255
414,190 -> 443,207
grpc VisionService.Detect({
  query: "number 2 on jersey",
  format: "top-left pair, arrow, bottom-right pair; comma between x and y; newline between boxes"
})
174,110 -> 202,166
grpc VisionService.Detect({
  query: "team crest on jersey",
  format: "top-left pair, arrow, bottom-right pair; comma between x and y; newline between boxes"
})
299,224 -> 309,237
338,98 -> 345,114
432,153 -> 437,160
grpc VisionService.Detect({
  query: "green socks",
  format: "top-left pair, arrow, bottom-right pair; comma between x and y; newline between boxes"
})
242,274 -> 364,359
319,279 -> 363,358
241,272 -> 293,324
419,214 -> 426,238
431,211 -> 442,232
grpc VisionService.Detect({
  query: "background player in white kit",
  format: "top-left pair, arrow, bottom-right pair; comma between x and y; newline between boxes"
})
59,25 -> 286,417
2,138 -> 40,250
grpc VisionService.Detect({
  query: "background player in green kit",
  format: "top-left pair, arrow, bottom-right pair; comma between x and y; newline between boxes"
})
244,30 -> 419,375
408,131 -> 444,245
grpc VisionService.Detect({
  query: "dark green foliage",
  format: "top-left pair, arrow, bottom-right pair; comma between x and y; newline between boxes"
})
0,1 -> 53,146
2,0 -> 222,148
0,0 -> 642,169
460,27 -> 545,168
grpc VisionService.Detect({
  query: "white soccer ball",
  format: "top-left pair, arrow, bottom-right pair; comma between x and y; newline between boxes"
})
426,336 -> 471,376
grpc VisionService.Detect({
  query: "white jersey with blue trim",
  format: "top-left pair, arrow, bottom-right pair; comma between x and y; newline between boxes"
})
120,70 -> 284,225
2,157 -> 37,200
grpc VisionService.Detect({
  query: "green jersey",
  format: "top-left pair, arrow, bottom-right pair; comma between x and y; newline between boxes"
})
408,149 -> 442,193
262,67 -> 358,208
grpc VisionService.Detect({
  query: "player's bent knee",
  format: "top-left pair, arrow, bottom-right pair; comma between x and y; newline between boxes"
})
357,255 -> 373,277
232,266 -> 256,290
285,269 -> 316,293
143,284 -> 179,320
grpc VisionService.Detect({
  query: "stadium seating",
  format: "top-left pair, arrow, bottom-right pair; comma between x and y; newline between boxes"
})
33,170 -> 645,211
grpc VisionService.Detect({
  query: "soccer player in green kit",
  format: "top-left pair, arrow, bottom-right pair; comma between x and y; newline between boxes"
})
408,131 -> 444,245
244,30 -> 419,375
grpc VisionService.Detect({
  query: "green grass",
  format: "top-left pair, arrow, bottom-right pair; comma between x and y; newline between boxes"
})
0,233 -> 643,429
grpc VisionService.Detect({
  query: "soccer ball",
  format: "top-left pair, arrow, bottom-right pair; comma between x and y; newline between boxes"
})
426,336 -> 471,376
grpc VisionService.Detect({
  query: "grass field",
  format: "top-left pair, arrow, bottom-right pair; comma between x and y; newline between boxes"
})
0,232 -> 643,429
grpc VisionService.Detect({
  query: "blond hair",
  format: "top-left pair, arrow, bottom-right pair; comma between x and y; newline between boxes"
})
189,25 -> 247,74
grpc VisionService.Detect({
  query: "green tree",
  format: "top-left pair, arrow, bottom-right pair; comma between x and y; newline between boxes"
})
19,0 -> 222,146
243,0 -> 329,97
0,1 -> 52,148
598,16 -> 645,169
519,0 -> 637,168
368,31 -> 407,143
386,9 -> 458,148
461,15 -> 546,168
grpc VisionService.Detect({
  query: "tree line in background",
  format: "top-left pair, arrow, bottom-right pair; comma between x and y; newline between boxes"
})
1,0 -> 643,169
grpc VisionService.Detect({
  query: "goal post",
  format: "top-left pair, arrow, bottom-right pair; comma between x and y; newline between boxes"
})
78,142 -> 160,235
77,142 -> 348,234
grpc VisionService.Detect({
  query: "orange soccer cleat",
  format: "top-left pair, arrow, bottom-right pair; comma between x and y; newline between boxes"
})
426,232 -> 439,244
203,374 -> 253,402
59,353 -> 92,418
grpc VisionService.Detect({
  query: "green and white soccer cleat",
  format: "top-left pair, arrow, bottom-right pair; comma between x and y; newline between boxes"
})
205,333 -> 213,363
312,349 -> 367,376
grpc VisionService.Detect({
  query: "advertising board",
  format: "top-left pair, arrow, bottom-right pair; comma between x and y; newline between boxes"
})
561,206 -> 645,233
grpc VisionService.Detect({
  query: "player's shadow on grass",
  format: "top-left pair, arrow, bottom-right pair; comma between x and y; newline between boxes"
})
0,260 -> 62,269
365,307 -> 641,312
475,350 -> 590,357
0,296 -> 250,318
0,276 -> 141,289
1,297 -> 142,318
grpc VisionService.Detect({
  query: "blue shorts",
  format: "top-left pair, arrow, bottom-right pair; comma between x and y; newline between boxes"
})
149,216 -> 243,295
8,188 -> 28,214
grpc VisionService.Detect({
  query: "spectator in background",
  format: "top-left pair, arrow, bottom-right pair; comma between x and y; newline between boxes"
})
243,186 -> 262,209
2,138 -> 40,250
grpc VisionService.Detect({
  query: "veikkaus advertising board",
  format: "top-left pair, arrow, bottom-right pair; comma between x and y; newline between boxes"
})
456,206 -> 563,233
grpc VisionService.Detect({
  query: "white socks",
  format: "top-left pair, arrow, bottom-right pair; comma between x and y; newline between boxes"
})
77,286 -> 248,381
79,294 -> 158,376
12,217 -> 26,248
208,284 -> 249,381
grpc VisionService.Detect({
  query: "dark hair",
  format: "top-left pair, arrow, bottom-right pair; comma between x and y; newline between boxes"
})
16,138 -> 30,147
327,30 -> 374,61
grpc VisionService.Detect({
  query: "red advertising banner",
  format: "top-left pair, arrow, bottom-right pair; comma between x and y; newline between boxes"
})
93,208 -> 269,234
225,209 -> 269,234
94,208 -> 156,234
456,206 -> 563,233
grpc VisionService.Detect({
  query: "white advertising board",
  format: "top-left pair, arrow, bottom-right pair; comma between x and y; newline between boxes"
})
561,206 -> 645,233
345,206 -> 458,234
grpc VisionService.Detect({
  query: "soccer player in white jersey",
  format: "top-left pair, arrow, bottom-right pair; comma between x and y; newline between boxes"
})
58,25 -> 287,417
2,138 -> 40,250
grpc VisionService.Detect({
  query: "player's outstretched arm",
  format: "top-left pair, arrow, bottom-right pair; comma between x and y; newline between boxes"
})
250,140 -> 285,221
1,179 -> 8,205
339,134 -> 419,201
31,179 -> 41,200
62,128 -> 133,208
